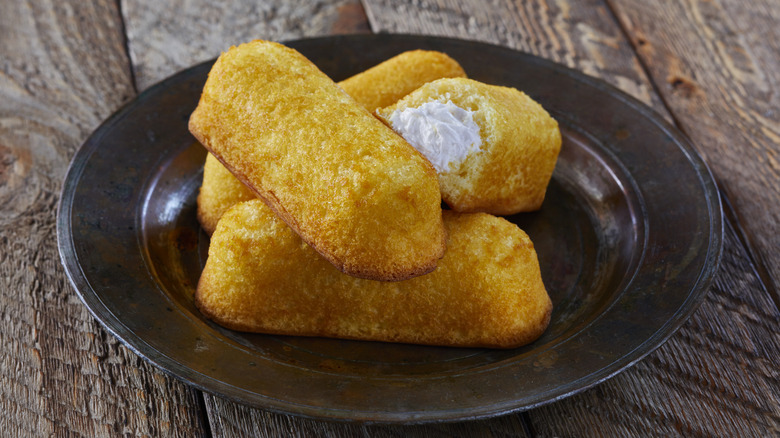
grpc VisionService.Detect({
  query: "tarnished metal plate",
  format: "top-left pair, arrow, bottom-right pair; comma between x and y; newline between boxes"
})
57,35 -> 722,423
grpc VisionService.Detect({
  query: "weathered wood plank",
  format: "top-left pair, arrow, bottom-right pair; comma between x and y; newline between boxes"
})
122,0 -> 371,91
363,0 -> 666,115
0,1 -> 206,436
606,0 -> 780,310
204,397 -> 530,437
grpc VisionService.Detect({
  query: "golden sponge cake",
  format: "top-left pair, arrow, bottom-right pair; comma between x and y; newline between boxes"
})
197,199 -> 552,349
197,50 -> 466,236
376,78 -> 562,214
338,49 -> 467,112
197,153 -> 255,235
189,40 -> 446,281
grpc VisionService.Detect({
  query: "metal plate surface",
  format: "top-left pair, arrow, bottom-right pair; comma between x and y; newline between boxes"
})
57,35 -> 723,423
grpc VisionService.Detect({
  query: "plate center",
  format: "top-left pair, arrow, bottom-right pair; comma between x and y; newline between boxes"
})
140,122 -> 643,378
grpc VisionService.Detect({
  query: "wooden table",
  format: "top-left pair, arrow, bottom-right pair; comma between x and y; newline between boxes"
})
2,0 -> 778,436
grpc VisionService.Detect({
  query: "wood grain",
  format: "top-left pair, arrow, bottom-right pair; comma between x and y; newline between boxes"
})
363,0 -> 667,115
204,397 -> 531,437
122,0 -> 371,91
606,0 -> 780,309
0,1 -> 205,436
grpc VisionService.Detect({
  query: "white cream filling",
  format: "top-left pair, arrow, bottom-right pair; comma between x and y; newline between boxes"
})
388,100 -> 481,173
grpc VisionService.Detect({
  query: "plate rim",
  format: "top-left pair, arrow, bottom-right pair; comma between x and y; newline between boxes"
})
56,34 -> 724,424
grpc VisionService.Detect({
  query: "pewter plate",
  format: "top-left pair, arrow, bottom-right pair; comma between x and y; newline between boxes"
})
57,35 -> 723,423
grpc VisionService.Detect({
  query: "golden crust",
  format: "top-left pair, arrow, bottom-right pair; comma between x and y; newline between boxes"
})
189,40 -> 446,281
338,50 -> 467,112
196,200 -> 552,349
197,50 -> 466,236
376,78 -> 562,214
197,152 -> 255,235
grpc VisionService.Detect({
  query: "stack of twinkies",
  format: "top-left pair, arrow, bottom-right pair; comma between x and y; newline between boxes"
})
189,40 -> 561,349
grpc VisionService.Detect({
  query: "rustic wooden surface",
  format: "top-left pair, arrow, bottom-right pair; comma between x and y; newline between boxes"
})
1,0 -> 778,436
0,1 -> 206,436
122,0 -> 370,91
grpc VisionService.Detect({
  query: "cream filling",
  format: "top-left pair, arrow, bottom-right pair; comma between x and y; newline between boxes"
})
388,100 -> 481,173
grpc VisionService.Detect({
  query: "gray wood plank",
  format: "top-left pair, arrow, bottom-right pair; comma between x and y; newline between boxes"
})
122,0 -> 370,91
0,0 -> 206,436
363,0 -> 666,114
204,397 -> 530,437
